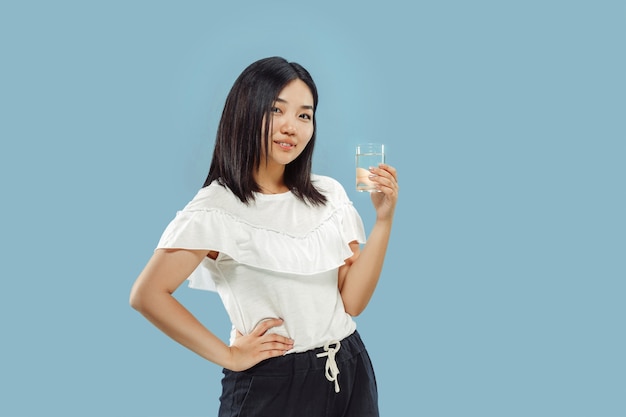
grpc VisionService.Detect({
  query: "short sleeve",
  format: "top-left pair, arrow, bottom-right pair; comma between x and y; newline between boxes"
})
155,177 -> 366,291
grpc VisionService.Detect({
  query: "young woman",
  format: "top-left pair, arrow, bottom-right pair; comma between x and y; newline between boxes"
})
130,56 -> 399,416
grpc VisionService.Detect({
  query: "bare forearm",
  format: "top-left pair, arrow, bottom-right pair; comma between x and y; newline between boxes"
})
130,248 -> 294,373
341,218 -> 393,315
132,290 -> 231,368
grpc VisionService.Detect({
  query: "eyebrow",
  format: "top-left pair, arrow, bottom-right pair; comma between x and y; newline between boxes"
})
275,97 -> 314,110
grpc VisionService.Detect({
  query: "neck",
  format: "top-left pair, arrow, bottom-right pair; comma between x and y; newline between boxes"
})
258,184 -> 289,194
254,165 -> 288,194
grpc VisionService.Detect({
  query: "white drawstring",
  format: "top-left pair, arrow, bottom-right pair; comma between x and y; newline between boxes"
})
316,341 -> 341,393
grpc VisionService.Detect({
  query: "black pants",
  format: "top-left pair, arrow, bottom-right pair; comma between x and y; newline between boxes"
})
218,331 -> 379,417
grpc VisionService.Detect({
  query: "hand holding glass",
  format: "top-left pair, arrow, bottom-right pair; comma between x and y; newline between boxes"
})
356,143 -> 385,192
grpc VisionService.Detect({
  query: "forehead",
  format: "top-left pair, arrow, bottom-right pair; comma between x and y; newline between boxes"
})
276,79 -> 314,104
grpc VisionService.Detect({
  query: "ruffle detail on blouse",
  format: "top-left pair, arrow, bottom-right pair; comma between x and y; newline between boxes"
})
156,202 -> 366,292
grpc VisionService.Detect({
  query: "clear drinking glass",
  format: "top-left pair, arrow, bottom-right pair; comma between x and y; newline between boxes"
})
356,143 -> 385,192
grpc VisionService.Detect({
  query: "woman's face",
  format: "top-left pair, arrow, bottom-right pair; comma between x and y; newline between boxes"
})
261,79 -> 315,168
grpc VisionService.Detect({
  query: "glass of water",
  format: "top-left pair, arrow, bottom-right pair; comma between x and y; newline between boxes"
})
356,143 -> 385,192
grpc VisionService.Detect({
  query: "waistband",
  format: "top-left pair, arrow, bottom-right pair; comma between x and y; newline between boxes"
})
232,330 -> 365,378
228,330 -> 366,394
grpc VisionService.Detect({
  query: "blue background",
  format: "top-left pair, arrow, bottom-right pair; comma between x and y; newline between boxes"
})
1,1 -> 624,416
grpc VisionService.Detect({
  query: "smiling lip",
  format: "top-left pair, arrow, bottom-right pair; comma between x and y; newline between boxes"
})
274,140 -> 296,150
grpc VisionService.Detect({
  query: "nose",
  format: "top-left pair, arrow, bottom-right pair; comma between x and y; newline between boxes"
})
280,119 -> 296,135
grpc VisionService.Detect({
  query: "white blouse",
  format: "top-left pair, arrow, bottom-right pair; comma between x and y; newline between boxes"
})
156,174 -> 366,353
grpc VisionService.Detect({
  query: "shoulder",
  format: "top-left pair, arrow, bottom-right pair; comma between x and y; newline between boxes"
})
311,174 -> 343,191
182,180 -> 239,212
311,174 -> 349,203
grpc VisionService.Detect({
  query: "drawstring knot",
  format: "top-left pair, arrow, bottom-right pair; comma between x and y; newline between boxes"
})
316,340 -> 341,393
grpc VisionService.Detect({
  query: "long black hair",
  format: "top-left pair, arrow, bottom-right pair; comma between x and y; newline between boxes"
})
203,56 -> 326,205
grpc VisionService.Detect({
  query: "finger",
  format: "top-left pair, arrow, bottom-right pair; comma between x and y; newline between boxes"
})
259,348 -> 292,361
368,172 -> 397,192
368,170 -> 393,189
260,340 -> 295,352
262,334 -> 295,346
252,318 -> 284,336
375,166 -> 399,189
373,163 -> 398,182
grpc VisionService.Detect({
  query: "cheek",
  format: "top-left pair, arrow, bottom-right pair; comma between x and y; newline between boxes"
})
304,125 -> 314,141
300,132 -> 314,153
300,134 -> 313,151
